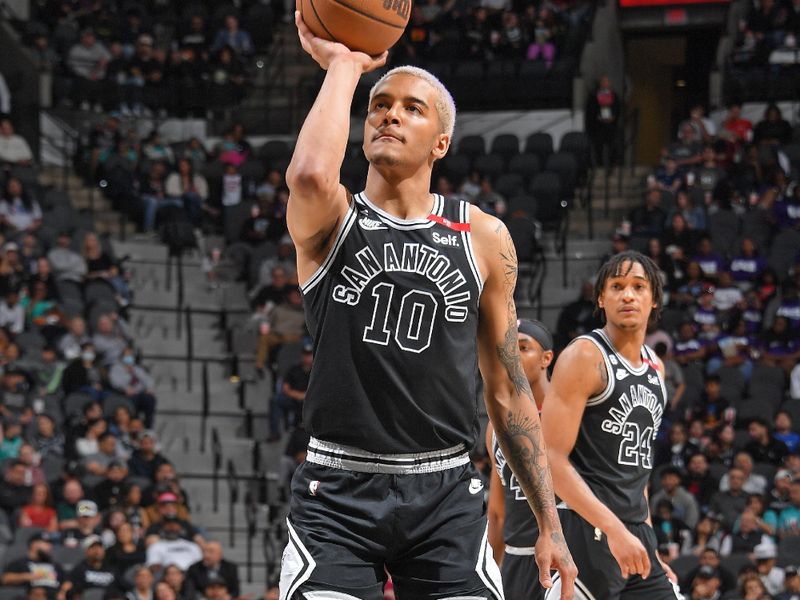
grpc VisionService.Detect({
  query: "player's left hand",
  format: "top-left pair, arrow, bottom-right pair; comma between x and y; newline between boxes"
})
535,530 -> 578,600
657,555 -> 678,584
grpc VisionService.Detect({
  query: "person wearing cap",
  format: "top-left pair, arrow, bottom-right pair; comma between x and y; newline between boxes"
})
777,566 -> 800,600
752,542 -> 785,595
201,573 -> 231,600
62,500 -> 102,547
650,467 -> 700,529
144,492 -> 205,548
690,565 -> 722,600
268,342 -> 313,441
2,533 -> 64,597
58,535 -> 117,600
187,541 -> 240,599
127,429 -> 168,481
770,468 -> 794,512
145,515 -> 203,572
484,319 -> 554,599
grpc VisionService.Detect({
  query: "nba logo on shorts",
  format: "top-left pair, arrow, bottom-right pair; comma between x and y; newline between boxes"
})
308,481 -> 320,496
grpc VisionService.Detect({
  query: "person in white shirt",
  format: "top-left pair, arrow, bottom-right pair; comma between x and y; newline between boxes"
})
718,451 -> 768,495
0,119 -> 32,165
0,288 -> 25,334
0,72 -> 10,115
146,516 -> 203,572
0,177 -> 42,233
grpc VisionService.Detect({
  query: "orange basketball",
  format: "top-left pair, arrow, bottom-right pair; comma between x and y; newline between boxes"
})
298,0 -> 411,55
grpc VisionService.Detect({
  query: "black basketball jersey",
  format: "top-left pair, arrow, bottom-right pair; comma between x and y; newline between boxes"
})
300,192 -> 484,454
568,329 -> 667,524
492,430 -> 539,547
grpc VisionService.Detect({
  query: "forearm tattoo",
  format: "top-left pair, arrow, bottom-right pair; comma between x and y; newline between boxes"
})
494,225 -> 557,528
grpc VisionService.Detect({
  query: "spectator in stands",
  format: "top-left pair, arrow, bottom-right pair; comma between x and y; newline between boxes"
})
629,188 -> 667,239
84,432 -> 125,477
211,15 -> 254,58
585,74 -> 620,167
207,46 -> 247,117
0,458 -> 32,517
761,316 -> 800,372
75,418 -> 108,459
255,236 -> 296,289
721,508 -> 771,555
656,423 -> 699,472
48,232 -> 87,284
56,479 -> 84,531
127,430 -> 167,482
740,493 -> 779,538
775,411 -> 800,452
92,314 -> 131,367
60,534 -> 117,599
131,35 -> 169,116
688,565 -> 722,600
19,482 -> 57,531
0,177 -> 43,235
62,499 -> 102,547
93,459 -> 129,511
555,280 -> 600,350
142,131 -> 174,165
143,462 -> 189,510
0,286 -> 25,334
692,237 -> 726,281
651,467 -> 701,529
754,543 -> 785,594
254,286 -> 306,376
685,453 -> 717,508
109,346 -> 156,428
777,281 -> 800,330
67,28 -> 111,111
180,14 -> 211,58
269,343 -> 312,441
711,465 -> 749,528
721,451 -> 768,495
778,478 -> 800,537
678,104 -> 716,144
120,483 -> 149,538
126,565 -> 154,600
165,158 -> 208,228
1,533 -> 63,596
144,490 -> 191,532
730,238 -> 765,288
162,564 -> 197,600
83,234 -> 131,307
0,71 -> 9,117
146,515 -> 203,572
668,123 -> 704,169
746,417 -> 790,466
61,342 -> 103,400
653,157 -> 683,195
0,118 -> 33,167
58,317 -> 89,361
474,176 -> 507,217
187,541 -> 240,598
32,413 -> 64,459
779,565 -> 800,600
754,104 -> 792,147
692,145 -> 726,199
720,102 -> 753,149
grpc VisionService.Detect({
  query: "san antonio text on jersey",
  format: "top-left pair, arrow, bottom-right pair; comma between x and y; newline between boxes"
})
300,193 -> 484,454
568,329 -> 668,523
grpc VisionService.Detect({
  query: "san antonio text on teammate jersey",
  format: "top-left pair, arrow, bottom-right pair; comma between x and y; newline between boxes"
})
301,194 -> 484,455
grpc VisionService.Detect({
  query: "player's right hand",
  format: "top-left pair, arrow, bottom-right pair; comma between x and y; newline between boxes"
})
606,525 -> 651,580
295,12 -> 387,73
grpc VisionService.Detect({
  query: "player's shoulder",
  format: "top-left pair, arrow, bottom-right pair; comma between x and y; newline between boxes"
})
467,204 -> 508,256
558,335 -> 605,368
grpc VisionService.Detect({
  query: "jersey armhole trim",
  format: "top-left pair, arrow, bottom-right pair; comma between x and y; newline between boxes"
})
460,201 -> 484,295
644,345 -> 669,402
299,200 -> 357,294
574,335 -> 615,406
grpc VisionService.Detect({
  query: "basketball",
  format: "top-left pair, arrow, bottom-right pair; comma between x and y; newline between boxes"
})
297,0 -> 411,55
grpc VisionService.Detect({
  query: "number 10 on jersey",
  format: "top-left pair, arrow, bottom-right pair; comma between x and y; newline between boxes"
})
363,282 -> 438,353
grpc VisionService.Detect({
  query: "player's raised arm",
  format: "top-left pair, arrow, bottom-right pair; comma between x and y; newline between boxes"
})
285,14 -> 386,263
542,340 -> 652,580
472,210 -> 576,600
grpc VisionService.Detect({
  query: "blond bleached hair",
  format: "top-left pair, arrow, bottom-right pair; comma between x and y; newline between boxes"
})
368,66 -> 456,140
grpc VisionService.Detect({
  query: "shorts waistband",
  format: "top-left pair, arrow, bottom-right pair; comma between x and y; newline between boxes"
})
306,437 -> 470,474
504,545 -> 535,556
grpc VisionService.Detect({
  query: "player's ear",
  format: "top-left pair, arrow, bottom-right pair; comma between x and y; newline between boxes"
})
542,350 -> 554,368
431,132 -> 449,161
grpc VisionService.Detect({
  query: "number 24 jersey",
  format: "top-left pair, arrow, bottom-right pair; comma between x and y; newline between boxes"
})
300,193 -> 485,455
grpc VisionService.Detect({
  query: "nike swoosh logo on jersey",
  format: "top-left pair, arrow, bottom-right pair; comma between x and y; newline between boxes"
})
615,368 -> 630,381
358,216 -> 388,231
468,478 -> 484,494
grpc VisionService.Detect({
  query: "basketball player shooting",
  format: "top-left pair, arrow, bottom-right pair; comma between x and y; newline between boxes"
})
542,251 -> 681,600
486,319 -> 556,600
278,13 -> 576,600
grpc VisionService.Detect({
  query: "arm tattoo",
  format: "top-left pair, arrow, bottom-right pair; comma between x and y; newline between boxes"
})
498,409 -> 558,527
596,360 -> 608,394
495,227 -> 535,404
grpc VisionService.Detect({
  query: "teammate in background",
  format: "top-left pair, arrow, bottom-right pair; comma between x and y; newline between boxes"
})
278,12 -> 576,600
486,319 -> 555,600
543,251 -> 680,599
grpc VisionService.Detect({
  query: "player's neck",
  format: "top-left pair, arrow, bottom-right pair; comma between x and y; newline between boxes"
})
532,376 -> 550,412
602,324 -> 645,366
364,166 -> 435,220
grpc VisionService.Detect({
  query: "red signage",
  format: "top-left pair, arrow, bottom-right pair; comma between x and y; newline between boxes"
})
620,0 -> 729,5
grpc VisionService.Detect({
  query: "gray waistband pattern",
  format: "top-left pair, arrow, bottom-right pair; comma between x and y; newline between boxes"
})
306,437 -> 470,474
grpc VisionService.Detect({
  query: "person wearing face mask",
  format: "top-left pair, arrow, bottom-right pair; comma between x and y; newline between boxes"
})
2,534 -> 64,599
108,346 -> 157,428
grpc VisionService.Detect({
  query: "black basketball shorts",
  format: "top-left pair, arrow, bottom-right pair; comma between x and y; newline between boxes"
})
279,437 -> 505,600
500,546 -> 544,600
545,509 -> 682,600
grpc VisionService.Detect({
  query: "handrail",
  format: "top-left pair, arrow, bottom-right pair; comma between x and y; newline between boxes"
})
244,490 -> 258,583
185,306 -> 193,390
226,459 -> 240,547
199,361 -> 210,453
211,427 -> 222,512
617,106 -> 640,197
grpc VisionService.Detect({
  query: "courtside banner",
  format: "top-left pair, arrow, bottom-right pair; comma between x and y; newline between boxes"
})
619,0 -> 729,6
